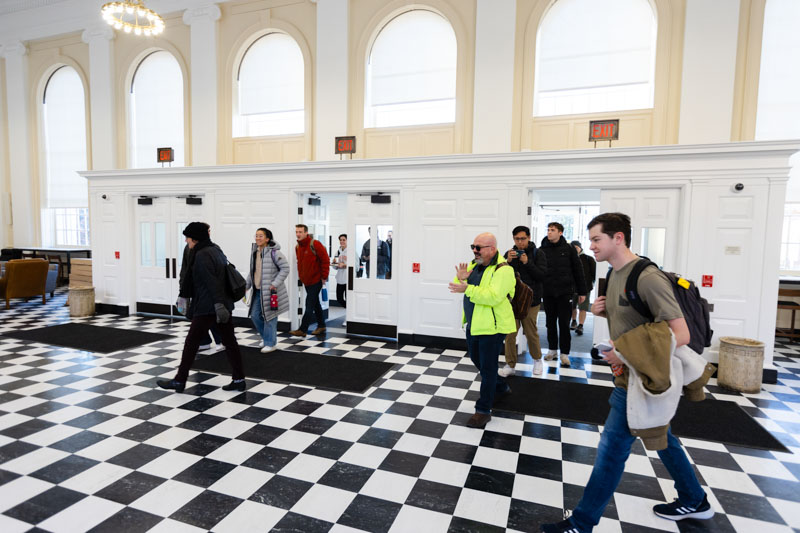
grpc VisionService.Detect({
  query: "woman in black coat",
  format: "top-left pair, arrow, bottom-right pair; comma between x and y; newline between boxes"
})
157,222 -> 246,393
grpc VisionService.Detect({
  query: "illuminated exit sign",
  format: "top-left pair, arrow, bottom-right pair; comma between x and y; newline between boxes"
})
335,136 -> 356,154
588,119 -> 619,142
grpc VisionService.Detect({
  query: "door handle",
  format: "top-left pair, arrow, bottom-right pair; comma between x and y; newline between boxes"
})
165,258 -> 170,279
348,266 -> 353,290
172,258 -> 177,279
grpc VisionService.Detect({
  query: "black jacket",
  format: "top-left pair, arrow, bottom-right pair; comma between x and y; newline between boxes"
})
578,252 -> 596,292
186,239 -> 234,317
540,236 -> 587,298
503,242 -> 547,306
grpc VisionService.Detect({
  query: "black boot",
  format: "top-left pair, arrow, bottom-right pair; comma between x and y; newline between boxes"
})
222,379 -> 246,392
157,379 -> 185,393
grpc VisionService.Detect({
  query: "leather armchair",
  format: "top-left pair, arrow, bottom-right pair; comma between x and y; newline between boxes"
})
0,259 -> 50,309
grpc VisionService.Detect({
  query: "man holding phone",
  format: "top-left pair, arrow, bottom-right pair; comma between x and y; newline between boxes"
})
541,212 -> 711,532
502,225 -> 547,376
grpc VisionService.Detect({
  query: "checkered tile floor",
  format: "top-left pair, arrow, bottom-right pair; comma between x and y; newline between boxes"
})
1,290 -> 799,532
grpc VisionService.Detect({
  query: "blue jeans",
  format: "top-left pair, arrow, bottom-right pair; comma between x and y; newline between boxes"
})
466,329 -> 508,414
251,289 -> 278,347
570,387 -> 706,532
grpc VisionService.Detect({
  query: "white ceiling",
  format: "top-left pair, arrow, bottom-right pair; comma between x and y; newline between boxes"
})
0,0 -> 71,16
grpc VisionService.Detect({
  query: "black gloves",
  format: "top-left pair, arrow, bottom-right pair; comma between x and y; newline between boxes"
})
214,303 -> 231,324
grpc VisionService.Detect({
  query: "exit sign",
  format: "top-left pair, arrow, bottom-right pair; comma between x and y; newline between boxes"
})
588,120 -> 619,142
335,136 -> 356,154
157,147 -> 174,163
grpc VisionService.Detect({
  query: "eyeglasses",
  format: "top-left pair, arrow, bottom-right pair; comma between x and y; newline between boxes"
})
513,236 -> 528,241
470,244 -> 492,251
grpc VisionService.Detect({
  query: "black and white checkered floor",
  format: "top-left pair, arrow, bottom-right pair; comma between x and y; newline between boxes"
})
1,291 -> 799,532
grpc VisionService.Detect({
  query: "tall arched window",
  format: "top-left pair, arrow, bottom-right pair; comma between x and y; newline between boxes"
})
365,10 -> 457,128
130,51 -> 184,167
533,0 -> 656,117
234,33 -> 305,137
42,66 -> 89,246
755,0 -> 800,140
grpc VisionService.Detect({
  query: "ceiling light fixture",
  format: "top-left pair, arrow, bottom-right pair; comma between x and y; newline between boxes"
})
101,1 -> 164,36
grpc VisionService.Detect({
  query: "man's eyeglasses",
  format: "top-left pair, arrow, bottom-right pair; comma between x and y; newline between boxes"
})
470,244 -> 491,251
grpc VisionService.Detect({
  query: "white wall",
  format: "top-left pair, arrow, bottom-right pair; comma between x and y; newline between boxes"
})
678,0 -> 740,144
82,141 -> 800,367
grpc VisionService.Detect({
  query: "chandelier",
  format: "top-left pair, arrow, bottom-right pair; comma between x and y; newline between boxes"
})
101,1 -> 165,36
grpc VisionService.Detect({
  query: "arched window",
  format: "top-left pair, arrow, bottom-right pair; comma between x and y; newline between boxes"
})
42,66 -> 89,246
130,51 -> 184,167
234,33 -> 305,137
755,0 -> 800,140
365,10 -> 457,128
533,0 -> 656,117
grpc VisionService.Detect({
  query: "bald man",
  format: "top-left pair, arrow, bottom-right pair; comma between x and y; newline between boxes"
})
450,232 -> 517,429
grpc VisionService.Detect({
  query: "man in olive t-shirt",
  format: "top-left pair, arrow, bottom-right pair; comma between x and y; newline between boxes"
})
541,213 -> 712,533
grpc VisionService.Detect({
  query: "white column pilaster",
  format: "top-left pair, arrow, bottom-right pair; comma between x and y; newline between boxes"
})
314,0 -> 349,161
82,25 -> 116,170
183,3 -> 221,166
472,0 -> 516,154
2,40 -> 34,245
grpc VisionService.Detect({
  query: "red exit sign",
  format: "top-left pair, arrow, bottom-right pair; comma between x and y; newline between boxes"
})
588,120 -> 619,142
335,136 -> 356,154
157,147 -> 174,163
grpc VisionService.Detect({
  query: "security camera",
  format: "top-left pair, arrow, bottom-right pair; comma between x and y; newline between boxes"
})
733,183 -> 744,192
101,194 -> 108,200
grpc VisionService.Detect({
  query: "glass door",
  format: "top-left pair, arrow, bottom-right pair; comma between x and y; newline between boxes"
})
346,193 -> 398,338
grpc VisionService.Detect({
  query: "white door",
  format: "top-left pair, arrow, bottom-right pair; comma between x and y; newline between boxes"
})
134,196 -> 206,315
346,193 -> 398,337
593,189 -> 681,345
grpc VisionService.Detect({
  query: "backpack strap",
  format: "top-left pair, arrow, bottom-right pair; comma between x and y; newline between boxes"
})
624,259 -> 656,321
270,248 -> 279,271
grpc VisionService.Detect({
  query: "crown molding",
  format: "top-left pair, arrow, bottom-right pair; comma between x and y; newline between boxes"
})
0,0 -> 70,16
81,23 -> 115,44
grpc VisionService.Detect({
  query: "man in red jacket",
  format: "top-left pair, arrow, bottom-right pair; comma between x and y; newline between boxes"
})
290,224 -> 330,337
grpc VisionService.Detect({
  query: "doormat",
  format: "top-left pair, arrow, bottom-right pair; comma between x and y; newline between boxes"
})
493,377 -> 789,452
192,347 -> 394,393
3,323 -> 173,354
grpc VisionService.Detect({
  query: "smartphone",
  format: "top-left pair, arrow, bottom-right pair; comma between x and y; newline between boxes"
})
595,342 -> 613,353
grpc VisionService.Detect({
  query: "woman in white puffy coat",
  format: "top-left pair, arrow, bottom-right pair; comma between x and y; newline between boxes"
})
246,228 -> 290,353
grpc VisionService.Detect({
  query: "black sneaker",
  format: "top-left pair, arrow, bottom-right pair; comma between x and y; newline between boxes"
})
575,324 -> 584,336
653,495 -> 713,521
157,379 -> 185,393
569,320 -> 578,330
540,518 -> 580,532
222,380 -> 246,392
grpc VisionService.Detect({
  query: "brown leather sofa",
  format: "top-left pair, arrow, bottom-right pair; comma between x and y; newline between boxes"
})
0,259 -> 50,309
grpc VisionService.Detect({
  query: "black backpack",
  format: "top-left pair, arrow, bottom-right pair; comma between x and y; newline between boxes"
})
606,259 -> 713,355
225,263 -> 247,300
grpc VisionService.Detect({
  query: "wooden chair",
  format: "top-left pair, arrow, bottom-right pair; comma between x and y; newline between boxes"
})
777,288 -> 800,342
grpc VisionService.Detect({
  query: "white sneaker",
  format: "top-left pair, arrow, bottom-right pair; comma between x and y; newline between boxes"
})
533,359 -> 543,375
260,345 -> 277,353
498,364 -> 515,377
560,353 -> 571,367
342,321 -> 347,327
544,350 -> 557,361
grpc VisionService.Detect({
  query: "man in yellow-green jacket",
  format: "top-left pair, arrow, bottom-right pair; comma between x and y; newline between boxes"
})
449,232 -> 517,429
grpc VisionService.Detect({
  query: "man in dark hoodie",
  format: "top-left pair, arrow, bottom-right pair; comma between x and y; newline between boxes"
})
157,222 -> 246,393
540,222 -> 587,367
501,225 -> 547,376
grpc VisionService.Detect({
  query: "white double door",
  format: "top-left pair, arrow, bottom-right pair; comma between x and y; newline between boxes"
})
346,193 -> 398,338
135,196 -> 206,315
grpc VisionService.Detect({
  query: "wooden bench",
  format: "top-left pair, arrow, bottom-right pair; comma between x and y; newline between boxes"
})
777,288 -> 800,341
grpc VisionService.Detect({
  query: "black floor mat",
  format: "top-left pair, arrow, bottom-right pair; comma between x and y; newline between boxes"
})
2,323 -> 173,354
192,347 -> 394,393
494,377 -> 789,452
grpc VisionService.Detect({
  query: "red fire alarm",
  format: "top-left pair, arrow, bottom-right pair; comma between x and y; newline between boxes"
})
115,251 -> 120,259
412,263 -> 420,273
702,275 -> 713,287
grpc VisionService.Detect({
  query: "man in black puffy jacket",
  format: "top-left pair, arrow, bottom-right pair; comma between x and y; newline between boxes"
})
158,222 -> 246,393
540,222 -> 587,367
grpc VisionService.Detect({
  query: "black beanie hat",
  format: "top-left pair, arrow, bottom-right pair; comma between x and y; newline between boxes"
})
183,222 -> 210,241
571,240 -> 582,250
